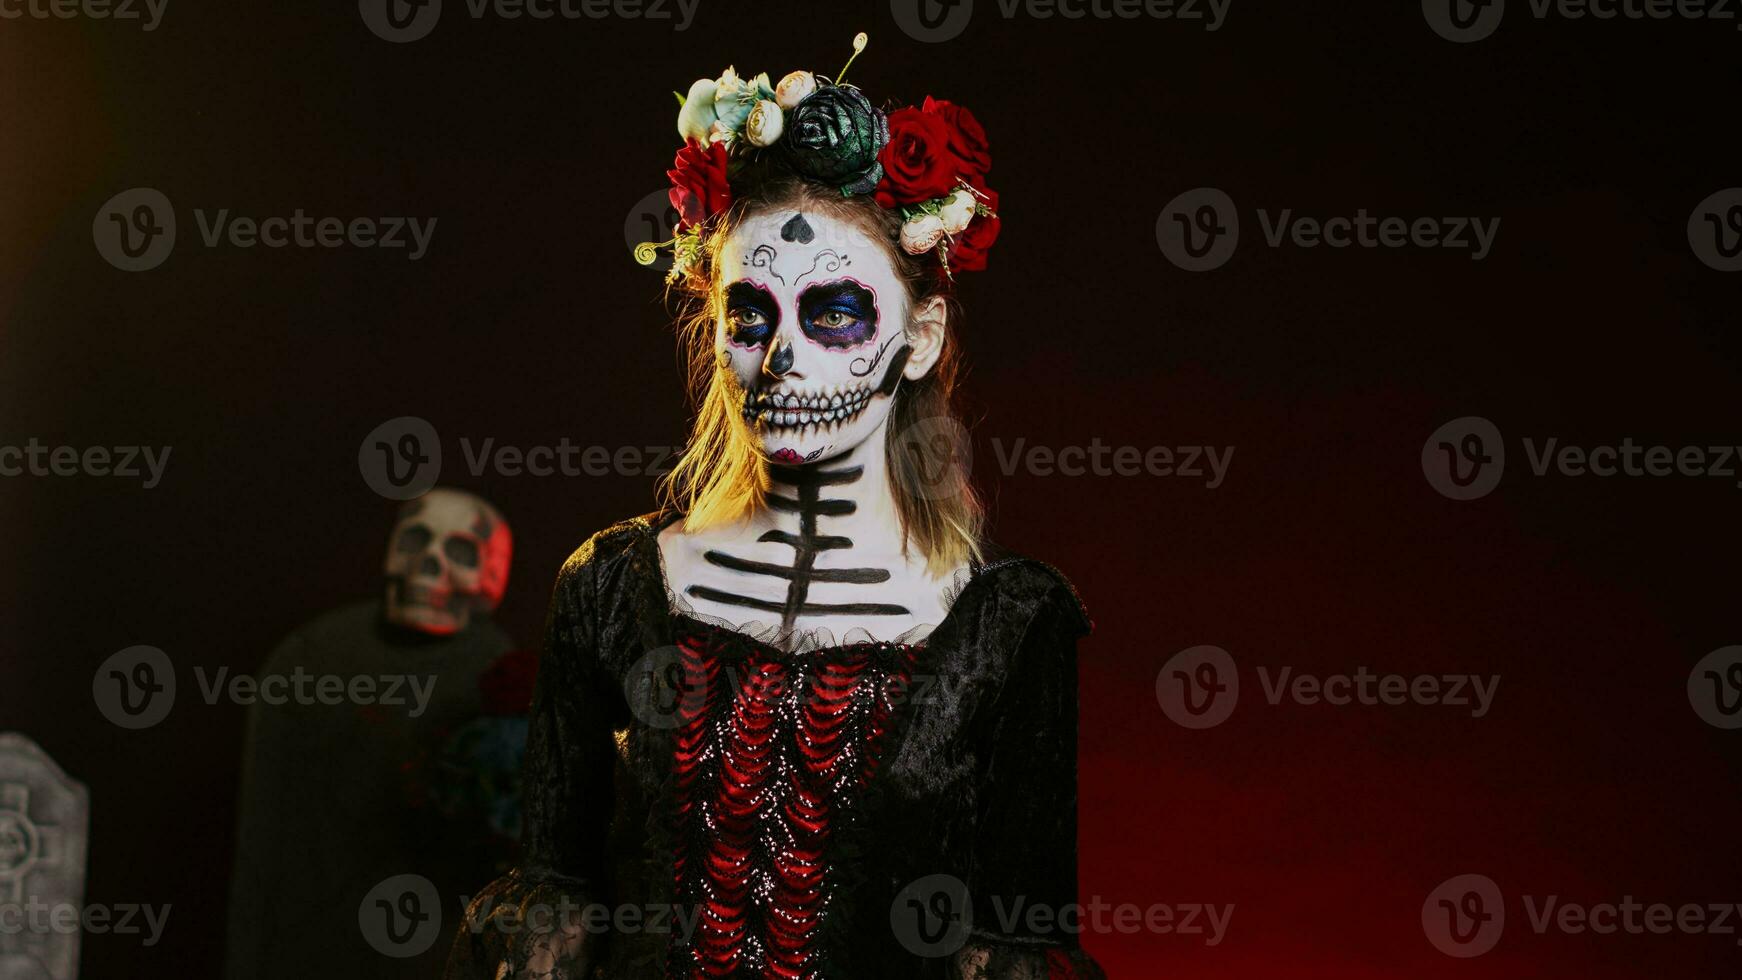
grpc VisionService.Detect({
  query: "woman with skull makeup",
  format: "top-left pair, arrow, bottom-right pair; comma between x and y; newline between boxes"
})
445,38 -> 1104,980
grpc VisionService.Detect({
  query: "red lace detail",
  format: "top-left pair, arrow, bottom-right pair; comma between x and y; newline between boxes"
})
669,630 -> 918,979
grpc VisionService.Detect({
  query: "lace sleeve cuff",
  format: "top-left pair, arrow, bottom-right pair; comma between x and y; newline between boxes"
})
442,869 -> 599,980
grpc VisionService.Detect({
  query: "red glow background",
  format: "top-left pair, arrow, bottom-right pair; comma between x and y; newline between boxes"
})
4,1 -> 1738,976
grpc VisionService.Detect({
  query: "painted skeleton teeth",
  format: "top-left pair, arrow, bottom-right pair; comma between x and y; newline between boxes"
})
741,384 -> 876,430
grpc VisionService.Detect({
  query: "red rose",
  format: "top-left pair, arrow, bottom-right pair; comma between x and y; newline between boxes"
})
945,188 -> 1000,273
667,139 -> 731,230
875,107 -> 962,207
921,96 -> 991,183
479,648 -> 540,717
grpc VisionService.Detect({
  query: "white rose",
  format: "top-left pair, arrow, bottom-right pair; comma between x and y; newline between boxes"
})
775,70 -> 817,110
938,189 -> 978,235
745,100 -> 784,147
900,214 -> 946,255
676,77 -> 720,143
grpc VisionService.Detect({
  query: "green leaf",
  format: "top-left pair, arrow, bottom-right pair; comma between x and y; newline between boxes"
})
673,91 -> 686,107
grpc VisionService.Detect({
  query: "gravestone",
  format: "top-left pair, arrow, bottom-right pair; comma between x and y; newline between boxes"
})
0,734 -> 89,980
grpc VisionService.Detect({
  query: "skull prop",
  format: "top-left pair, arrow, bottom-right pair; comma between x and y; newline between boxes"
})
382,488 -> 512,635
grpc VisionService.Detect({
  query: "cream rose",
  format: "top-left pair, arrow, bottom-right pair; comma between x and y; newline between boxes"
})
938,189 -> 978,235
775,70 -> 817,110
745,100 -> 784,147
900,214 -> 946,255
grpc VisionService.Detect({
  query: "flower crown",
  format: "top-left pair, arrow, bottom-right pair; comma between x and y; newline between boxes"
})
634,33 -> 1001,283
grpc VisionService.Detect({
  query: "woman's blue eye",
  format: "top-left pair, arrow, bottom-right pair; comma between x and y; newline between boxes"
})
797,281 -> 878,348
724,281 -> 779,345
812,310 -> 858,330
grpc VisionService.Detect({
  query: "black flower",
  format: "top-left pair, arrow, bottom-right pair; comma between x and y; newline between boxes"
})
780,83 -> 889,195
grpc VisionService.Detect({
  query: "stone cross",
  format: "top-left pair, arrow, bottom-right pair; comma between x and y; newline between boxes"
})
0,734 -> 89,980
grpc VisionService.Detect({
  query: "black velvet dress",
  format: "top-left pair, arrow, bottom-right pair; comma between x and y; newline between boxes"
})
443,513 -> 1105,979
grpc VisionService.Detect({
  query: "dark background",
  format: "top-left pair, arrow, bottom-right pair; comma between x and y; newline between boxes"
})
4,0 -> 1740,975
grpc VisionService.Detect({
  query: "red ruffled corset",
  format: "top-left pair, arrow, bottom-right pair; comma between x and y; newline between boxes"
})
667,625 -> 920,979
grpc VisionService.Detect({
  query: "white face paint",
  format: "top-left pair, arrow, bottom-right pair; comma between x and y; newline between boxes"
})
716,208 -> 912,467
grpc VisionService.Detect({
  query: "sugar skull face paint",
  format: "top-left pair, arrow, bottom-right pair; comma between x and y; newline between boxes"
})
717,209 -> 913,465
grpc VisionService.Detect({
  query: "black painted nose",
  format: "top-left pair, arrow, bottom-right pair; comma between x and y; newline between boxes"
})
764,338 -> 794,378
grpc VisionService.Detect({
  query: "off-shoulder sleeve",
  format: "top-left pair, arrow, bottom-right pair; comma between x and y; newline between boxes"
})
955,577 -> 1105,980
444,542 -> 622,980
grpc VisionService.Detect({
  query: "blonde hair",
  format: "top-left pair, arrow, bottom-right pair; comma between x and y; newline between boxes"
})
656,178 -> 984,573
